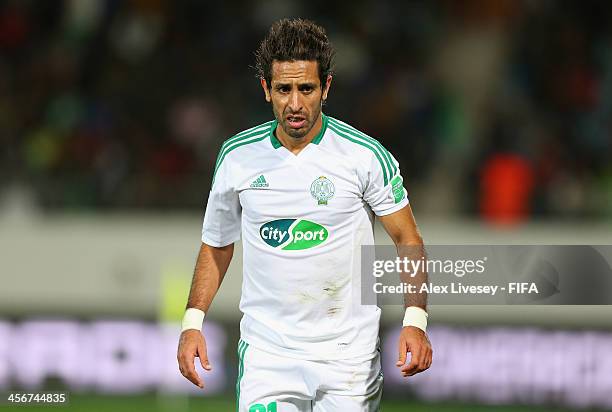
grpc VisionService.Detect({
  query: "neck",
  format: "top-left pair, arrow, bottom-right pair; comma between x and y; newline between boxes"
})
276,113 -> 323,154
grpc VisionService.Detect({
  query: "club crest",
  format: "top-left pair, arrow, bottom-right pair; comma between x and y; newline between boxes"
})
310,176 -> 335,205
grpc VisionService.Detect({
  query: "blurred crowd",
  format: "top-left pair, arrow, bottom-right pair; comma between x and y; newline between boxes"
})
1,0 -> 611,221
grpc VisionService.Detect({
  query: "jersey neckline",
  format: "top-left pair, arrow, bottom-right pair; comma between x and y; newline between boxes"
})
269,113 -> 329,149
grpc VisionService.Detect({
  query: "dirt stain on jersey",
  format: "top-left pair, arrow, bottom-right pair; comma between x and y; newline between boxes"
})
322,278 -> 345,317
327,306 -> 341,316
322,280 -> 341,298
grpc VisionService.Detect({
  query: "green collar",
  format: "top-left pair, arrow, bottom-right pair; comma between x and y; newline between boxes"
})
270,113 -> 328,149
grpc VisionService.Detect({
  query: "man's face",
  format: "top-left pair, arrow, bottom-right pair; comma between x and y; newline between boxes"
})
261,60 -> 331,139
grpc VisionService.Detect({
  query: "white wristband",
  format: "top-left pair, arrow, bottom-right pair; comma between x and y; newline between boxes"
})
181,308 -> 205,332
402,306 -> 428,332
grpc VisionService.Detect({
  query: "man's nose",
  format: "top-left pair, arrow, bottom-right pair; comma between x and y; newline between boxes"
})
288,90 -> 302,111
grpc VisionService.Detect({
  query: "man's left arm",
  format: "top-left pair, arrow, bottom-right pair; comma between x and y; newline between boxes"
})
378,204 -> 433,377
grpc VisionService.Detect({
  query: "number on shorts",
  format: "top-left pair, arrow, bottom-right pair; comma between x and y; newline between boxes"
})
249,401 -> 277,412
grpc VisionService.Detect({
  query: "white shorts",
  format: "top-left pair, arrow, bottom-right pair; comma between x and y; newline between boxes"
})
236,339 -> 383,412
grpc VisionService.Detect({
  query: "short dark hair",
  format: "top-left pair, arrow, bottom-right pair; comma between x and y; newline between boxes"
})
255,18 -> 335,88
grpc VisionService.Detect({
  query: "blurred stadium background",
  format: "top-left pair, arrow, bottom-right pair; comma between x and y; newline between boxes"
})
1,0 -> 612,411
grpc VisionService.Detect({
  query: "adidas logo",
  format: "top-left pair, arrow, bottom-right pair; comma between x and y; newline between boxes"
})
250,175 -> 269,188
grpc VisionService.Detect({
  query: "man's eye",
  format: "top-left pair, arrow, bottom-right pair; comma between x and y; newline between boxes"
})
278,87 -> 290,93
302,87 -> 313,93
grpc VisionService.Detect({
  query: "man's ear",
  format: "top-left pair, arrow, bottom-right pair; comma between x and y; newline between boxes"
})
260,78 -> 271,102
322,75 -> 332,101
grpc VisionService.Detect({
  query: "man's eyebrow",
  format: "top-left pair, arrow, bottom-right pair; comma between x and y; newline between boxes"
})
272,81 -> 318,87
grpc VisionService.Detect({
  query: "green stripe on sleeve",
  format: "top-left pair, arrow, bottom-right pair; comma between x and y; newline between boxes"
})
328,123 -> 390,186
214,123 -> 273,171
224,121 -> 274,149
212,126 -> 272,183
328,118 -> 397,178
328,117 -> 394,163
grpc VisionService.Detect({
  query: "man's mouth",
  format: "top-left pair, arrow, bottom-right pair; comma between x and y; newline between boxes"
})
286,115 -> 306,129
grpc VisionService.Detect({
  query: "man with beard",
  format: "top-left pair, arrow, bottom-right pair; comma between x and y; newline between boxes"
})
178,18 -> 432,412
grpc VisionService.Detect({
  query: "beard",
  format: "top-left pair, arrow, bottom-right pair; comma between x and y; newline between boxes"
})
275,103 -> 322,139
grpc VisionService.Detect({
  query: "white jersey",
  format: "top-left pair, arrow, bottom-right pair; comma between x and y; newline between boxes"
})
202,113 -> 409,360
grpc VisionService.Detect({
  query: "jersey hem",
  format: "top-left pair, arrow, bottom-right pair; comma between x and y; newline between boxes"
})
201,233 -> 241,247
373,197 -> 409,217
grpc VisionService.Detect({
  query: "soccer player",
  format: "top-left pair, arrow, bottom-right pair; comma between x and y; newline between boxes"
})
177,18 -> 432,411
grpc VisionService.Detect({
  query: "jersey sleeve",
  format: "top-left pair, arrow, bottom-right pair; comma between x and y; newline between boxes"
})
201,154 -> 241,246
362,149 -> 409,216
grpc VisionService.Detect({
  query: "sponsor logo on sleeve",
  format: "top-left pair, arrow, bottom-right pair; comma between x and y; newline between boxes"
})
390,175 -> 405,204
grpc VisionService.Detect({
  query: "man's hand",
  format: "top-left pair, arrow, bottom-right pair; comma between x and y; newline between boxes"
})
396,326 -> 432,377
177,329 -> 212,388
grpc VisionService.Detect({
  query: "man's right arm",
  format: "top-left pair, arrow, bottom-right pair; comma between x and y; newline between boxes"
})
186,242 -> 234,312
177,242 -> 234,389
